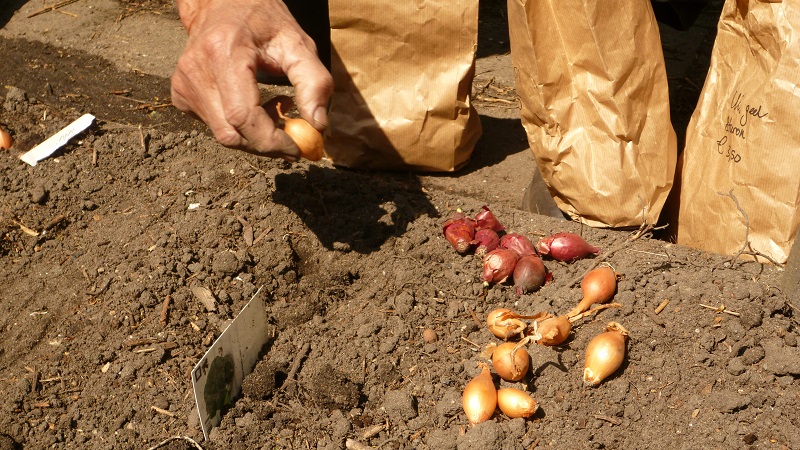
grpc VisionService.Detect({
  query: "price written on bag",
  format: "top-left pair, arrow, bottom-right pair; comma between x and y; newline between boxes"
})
715,91 -> 769,164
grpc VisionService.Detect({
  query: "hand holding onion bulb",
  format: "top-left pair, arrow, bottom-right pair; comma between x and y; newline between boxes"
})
276,103 -> 324,161
584,322 -> 629,386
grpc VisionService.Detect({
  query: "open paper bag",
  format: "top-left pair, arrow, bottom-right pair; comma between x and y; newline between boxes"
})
324,0 -> 482,172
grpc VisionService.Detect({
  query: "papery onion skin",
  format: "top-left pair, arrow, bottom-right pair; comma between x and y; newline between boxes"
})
285,118 -> 324,161
475,205 -> 505,232
462,363 -> 497,424
474,228 -> 500,258
535,315 -> 572,346
0,128 -> 12,150
486,308 -> 527,340
583,322 -> 629,386
482,249 -> 520,284
497,388 -> 538,419
276,103 -> 324,161
513,255 -> 547,296
491,342 -> 530,381
443,212 -> 476,254
536,232 -> 601,262
500,233 -> 538,257
567,266 -> 619,318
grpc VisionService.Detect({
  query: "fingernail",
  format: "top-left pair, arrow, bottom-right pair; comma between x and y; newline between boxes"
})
312,106 -> 328,129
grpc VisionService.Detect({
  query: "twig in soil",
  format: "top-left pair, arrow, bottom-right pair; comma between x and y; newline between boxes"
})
654,299 -> 670,315
345,439 -> 372,450
27,0 -> 80,18
159,294 -> 170,326
281,343 -> 311,392
466,305 -> 483,330
151,405 -> 176,417
361,424 -> 386,440
593,414 -> 622,426
699,303 -> 740,317
460,336 -> 481,349
146,436 -> 204,450
10,219 -> 39,237
86,277 -> 111,296
138,125 -> 147,153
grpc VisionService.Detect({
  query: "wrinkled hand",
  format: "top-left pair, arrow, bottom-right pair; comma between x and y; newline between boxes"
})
171,0 -> 333,160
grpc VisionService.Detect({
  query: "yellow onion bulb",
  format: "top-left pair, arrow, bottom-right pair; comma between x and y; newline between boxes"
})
0,127 -> 12,150
583,322 -> 629,386
491,342 -> 530,382
462,363 -> 497,424
497,388 -> 538,419
486,308 -> 527,340
567,265 -> 619,318
276,103 -> 324,161
536,315 -> 572,346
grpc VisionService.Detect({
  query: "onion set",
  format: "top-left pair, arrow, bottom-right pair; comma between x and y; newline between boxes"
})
536,232 -> 600,262
491,342 -> 530,382
583,322 -> 629,386
482,248 -> 519,284
474,205 -> 505,232
567,265 -> 620,318
276,103 -> 324,161
497,388 -> 538,419
533,314 -> 572,346
486,308 -> 531,340
474,228 -> 500,257
500,233 -> 538,257
513,255 -> 547,296
0,127 -> 12,150
462,363 -> 497,424
443,211 -> 476,254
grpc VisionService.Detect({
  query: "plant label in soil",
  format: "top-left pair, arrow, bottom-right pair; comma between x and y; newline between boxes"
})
191,287 -> 268,440
19,113 -> 95,166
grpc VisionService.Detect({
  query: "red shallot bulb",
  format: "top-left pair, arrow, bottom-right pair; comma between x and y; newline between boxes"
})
583,322 -> 629,386
474,228 -> 500,258
474,205 -> 505,232
443,212 -> 476,254
482,249 -> 519,284
513,255 -> 547,296
500,233 -> 538,257
536,232 -> 600,262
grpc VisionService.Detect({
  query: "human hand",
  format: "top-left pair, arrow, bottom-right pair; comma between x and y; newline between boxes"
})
171,0 -> 333,160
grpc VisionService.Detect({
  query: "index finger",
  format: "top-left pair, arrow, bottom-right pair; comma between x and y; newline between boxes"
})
215,48 -> 301,158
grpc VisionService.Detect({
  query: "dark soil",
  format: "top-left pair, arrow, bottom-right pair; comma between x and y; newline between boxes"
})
1,1 -> 799,450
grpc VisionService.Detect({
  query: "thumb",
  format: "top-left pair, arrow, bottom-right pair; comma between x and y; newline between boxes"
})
285,57 -> 334,132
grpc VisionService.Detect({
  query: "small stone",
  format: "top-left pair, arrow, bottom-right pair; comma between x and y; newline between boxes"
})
742,433 -> 757,445
422,328 -> 438,343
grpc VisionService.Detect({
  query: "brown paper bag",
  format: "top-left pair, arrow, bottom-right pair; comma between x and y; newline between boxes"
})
324,0 -> 482,172
507,0 -> 677,228
677,0 -> 800,264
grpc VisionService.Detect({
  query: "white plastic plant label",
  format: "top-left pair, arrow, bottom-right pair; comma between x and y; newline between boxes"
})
19,113 -> 95,166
